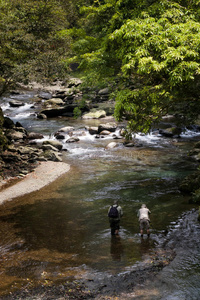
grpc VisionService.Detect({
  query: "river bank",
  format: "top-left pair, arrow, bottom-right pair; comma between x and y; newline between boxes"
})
0,161 -> 70,204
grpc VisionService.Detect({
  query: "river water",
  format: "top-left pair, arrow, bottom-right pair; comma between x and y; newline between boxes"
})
0,90 -> 200,299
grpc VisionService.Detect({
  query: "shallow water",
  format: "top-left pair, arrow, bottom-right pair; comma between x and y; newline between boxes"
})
0,91 -> 200,298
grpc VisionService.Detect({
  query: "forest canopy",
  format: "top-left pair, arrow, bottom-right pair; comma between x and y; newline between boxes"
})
1,0 -> 200,134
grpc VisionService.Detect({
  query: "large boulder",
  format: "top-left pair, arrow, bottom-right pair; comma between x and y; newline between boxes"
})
57,126 -> 74,132
66,137 -> 80,143
37,113 -> 47,119
9,100 -> 24,107
43,140 -> 63,150
99,130 -> 111,135
3,117 -> 15,129
86,126 -> 99,135
98,122 -> 117,133
6,129 -> 26,141
41,144 -> 59,152
82,110 -> 106,119
159,127 -> 182,137
55,133 -> 66,140
17,146 -> 40,155
27,132 -> 44,140
179,171 -> 200,194
39,104 -> 78,118
44,98 -> 64,106
52,89 -> 73,99
41,151 -> 62,162
105,142 -> 118,149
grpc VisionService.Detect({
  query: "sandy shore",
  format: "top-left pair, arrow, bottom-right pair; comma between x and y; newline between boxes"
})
0,161 -> 70,204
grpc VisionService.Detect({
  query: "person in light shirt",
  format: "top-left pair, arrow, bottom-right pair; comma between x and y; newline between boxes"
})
137,204 -> 151,237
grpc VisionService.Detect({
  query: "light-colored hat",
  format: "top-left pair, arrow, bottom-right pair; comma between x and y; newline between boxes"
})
141,204 -> 146,208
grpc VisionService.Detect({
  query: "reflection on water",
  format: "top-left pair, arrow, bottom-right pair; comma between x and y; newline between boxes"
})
110,235 -> 124,261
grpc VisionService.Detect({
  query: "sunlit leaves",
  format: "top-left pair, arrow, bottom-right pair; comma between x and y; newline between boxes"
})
108,4 -> 200,131
114,87 -> 168,134
70,0 -> 200,133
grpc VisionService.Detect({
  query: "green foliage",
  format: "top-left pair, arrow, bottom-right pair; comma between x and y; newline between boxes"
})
0,0 -> 71,93
73,98 -> 87,118
73,106 -> 82,118
111,8 -> 200,131
70,0 -> 200,133
1,0 -> 200,135
193,189 -> 200,203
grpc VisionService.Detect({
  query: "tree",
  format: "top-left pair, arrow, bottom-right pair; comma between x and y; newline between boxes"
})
0,0 -> 70,95
69,0 -> 200,134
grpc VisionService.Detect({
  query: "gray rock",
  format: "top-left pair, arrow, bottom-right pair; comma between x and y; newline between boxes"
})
55,133 -> 65,140
44,98 -> 64,106
66,137 -> 80,143
87,127 -> 99,135
82,110 -> 106,119
98,88 -> 110,95
27,132 -> 44,140
98,122 -> 117,133
99,130 -> 111,135
43,151 -> 63,162
37,113 -> 47,119
159,127 -> 182,137
58,126 -> 74,132
105,142 -> 118,149
17,146 -> 38,155
9,100 -> 24,107
7,130 -> 26,140
43,140 -> 63,150
41,144 -> 59,152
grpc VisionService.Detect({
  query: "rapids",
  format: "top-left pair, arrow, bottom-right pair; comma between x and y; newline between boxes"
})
0,90 -> 200,299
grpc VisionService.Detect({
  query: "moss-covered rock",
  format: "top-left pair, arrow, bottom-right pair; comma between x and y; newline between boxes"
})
179,171 -> 200,194
193,189 -> 200,203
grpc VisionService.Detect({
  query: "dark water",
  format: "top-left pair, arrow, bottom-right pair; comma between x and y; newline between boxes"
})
0,91 -> 200,298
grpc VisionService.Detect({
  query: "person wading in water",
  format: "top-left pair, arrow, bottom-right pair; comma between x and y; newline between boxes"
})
108,200 -> 123,235
137,204 -> 151,237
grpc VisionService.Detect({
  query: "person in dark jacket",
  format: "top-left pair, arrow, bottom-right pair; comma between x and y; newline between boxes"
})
108,200 -> 123,235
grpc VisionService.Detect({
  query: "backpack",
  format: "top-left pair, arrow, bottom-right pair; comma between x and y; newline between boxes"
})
108,205 -> 119,218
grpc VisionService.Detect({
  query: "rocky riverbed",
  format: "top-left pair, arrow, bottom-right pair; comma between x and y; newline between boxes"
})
1,81 -> 200,299
1,247 -> 176,299
2,209 -> 199,300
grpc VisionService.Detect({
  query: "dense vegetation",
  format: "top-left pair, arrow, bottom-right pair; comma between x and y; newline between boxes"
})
1,0 -> 200,134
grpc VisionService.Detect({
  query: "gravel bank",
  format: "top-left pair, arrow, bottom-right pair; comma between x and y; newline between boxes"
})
0,161 -> 70,204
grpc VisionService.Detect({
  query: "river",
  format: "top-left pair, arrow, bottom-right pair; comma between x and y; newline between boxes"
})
0,90 -> 200,299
